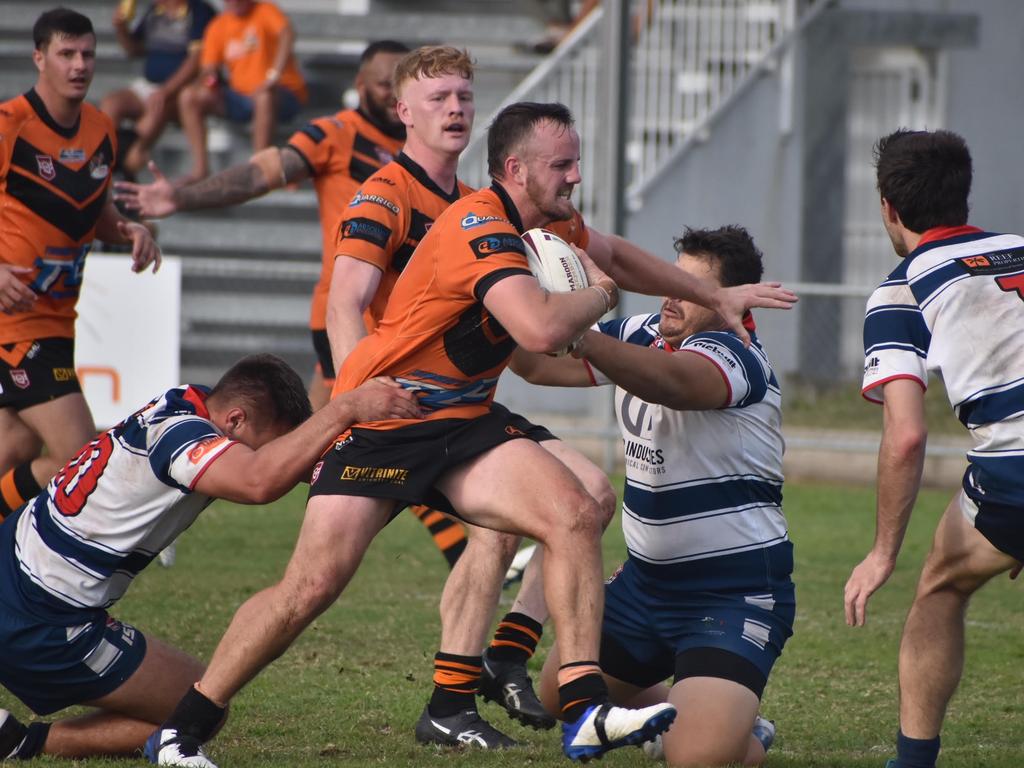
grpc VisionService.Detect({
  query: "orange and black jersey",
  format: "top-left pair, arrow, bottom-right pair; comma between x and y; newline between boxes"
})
334,152 -> 474,333
285,109 -> 405,330
0,89 -> 116,345
336,181 -> 587,431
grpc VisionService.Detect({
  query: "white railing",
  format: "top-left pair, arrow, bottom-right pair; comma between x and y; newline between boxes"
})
460,6 -> 606,221
461,0 -> 827,224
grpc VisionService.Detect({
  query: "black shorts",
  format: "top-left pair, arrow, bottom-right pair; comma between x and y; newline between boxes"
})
308,403 -> 556,517
0,338 -> 80,410
311,329 -> 335,380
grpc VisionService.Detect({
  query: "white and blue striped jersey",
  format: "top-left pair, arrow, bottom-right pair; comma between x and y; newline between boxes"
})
862,226 -> 1024,507
2,385 -> 237,619
588,314 -> 788,588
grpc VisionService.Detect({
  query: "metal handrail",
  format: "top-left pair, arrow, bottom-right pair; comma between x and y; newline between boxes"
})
459,5 -> 605,191
625,0 -> 836,210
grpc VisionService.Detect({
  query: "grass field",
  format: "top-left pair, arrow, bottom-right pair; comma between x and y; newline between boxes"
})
10,480 -> 1022,767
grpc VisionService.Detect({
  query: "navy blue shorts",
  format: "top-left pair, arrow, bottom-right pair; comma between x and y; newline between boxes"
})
222,84 -> 302,124
599,548 -> 796,698
961,478 -> 1024,562
0,604 -> 147,715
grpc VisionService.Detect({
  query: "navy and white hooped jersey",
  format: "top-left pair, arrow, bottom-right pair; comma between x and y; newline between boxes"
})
4,385 -> 237,617
862,226 -> 1024,507
588,314 -> 787,583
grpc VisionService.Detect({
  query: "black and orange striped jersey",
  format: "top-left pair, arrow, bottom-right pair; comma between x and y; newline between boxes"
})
0,90 -> 116,347
334,153 -> 473,333
285,109 -> 404,331
335,182 -> 588,430
334,153 -> 587,335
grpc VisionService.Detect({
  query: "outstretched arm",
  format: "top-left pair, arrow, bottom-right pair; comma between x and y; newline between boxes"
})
844,378 -> 928,627
573,329 -> 728,410
114,146 -> 310,218
587,229 -> 797,345
193,378 -> 422,504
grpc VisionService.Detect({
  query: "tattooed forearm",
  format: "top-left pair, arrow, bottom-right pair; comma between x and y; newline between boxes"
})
176,163 -> 271,211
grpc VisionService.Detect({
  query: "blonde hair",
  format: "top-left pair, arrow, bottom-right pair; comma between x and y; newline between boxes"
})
394,45 -> 474,95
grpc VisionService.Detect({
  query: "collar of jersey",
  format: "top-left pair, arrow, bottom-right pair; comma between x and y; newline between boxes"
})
25,88 -> 80,139
396,152 -> 460,203
490,181 -> 524,233
356,107 -> 406,141
908,225 -> 988,259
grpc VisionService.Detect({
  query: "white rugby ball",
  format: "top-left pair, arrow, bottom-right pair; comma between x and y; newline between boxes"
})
521,228 -> 589,294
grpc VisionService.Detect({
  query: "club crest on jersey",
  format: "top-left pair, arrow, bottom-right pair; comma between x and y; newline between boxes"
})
10,369 -> 30,389
89,152 -> 110,180
36,154 -> 56,180
460,212 -> 507,230
60,148 -> 86,163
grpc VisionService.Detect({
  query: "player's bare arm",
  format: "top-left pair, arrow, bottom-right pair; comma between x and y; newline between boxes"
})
483,249 -> 617,354
575,330 -> 729,410
326,256 -> 383,368
588,230 -> 797,345
194,378 -> 421,504
95,197 -> 162,273
844,377 -> 928,627
509,347 -> 592,387
115,147 -> 310,218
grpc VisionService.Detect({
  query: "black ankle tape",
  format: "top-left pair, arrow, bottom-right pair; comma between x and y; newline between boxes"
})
166,686 -> 226,742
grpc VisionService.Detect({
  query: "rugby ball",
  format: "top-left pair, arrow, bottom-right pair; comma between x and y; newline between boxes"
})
521,228 -> 589,294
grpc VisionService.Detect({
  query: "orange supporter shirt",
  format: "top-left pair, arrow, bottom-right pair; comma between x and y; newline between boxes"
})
285,109 -> 404,330
0,90 -> 116,350
200,1 -> 307,101
335,182 -> 589,432
333,153 -> 473,335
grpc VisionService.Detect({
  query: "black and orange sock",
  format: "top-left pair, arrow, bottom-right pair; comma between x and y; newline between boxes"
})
488,612 -> 543,664
557,662 -> 607,722
428,652 -> 481,717
0,463 -> 43,521
409,505 -> 468,569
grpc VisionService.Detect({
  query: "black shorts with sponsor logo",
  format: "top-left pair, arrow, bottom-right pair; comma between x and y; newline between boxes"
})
308,402 -> 556,517
310,329 -> 336,380
0,338 -> 81,410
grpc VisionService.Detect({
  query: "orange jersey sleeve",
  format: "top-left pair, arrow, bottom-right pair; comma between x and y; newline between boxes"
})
286,110 -> 403,330
0,94 -> 116,344
547,208 -> 589,249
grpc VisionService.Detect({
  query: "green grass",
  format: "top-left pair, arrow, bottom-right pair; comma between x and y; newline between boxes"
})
10,480 -> 1023,766
783,380 -> 964,436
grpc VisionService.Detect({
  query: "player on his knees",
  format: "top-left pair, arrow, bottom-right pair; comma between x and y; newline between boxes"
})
520,225 -> 794,766
0,355 -> 419,762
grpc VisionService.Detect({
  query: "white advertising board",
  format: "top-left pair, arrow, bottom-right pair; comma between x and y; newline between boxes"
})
75,253 -> 181,428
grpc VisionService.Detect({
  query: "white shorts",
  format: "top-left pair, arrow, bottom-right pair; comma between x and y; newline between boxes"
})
129,77 -> 160,101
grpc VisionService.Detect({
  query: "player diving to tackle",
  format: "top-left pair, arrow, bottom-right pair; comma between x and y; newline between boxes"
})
0,355 -> 419,761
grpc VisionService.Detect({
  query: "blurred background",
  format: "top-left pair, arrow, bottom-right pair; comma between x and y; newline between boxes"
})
3,0 -> 1020,481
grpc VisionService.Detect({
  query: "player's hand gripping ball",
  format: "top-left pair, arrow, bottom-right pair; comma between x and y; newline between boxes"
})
521,228 -> 591,356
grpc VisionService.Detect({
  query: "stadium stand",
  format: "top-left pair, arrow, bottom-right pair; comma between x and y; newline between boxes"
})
0,1 -> 557,386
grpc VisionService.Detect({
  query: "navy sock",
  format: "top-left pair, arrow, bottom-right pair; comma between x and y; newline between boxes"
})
893,730 -> 940,768
15,723 -> 50,760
